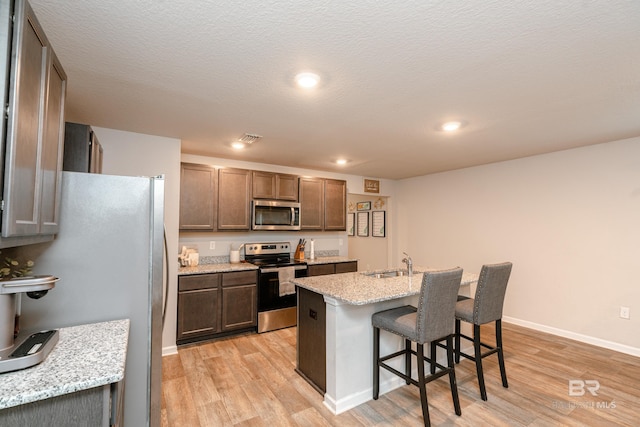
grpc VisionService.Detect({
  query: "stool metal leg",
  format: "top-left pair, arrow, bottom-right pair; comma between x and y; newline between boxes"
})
405,339 -> 412,385
373,327 -> 380,400
496,319 -> 508,388
473,324 -> 488,401
454,319 -> 461,364
429,341 -> 436,375
416,344 -> 431,427
446,335 -> 462,416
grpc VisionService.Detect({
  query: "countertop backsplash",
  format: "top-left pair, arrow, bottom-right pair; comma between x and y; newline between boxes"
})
198,249 -> 339,266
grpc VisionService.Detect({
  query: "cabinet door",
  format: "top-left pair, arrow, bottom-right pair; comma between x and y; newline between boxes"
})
335,261 -> 358,274
307,264 -> 335,277
179,163 -> 217,230
297,287 -> 326,392
177,274 -> 221,341
252,171 -> 276,199
299,177 -> 323,230
2,0 -> 49,237
324,179 -> 347,230
218,168 -> 251,230
39,48 -> 66,235
221,284 -> 257,331
276,174 -> 299,201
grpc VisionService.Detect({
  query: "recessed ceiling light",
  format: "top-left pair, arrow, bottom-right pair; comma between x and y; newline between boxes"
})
295,72 -> 320,88
440,121 -> 465,132
336,158 -> 348,165
231,141 -> 245,150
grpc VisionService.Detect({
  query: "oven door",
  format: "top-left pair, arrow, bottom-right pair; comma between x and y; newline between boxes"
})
257,264 -> 307,333
258,265 -> 307,312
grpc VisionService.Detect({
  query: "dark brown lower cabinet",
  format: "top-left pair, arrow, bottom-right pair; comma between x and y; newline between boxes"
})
222,285 -> 257,331
296,287 -> 326,393
307,261 -> 358,277
177,270 -> 257,344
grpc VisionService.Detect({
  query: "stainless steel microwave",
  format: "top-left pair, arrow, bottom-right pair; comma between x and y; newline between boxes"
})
252,200 -> 301,231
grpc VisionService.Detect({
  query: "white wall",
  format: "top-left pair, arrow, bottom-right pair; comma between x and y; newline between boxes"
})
180,154 -> 396,261
393,137 -> 640,355
94,127 -> 181,355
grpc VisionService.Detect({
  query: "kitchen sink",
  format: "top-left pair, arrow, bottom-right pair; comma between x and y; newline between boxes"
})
361,269 -> 410,279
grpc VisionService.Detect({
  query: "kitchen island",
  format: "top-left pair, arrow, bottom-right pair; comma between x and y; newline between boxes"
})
291,268 -> 478,415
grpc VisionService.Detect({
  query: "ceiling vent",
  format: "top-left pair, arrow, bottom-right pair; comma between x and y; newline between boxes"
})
239,133 -> 262,145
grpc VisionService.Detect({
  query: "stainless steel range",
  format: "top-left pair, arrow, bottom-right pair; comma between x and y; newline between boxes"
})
244,242 -> 307,333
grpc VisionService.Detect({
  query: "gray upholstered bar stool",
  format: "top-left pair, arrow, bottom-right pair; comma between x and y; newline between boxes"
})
451,262 -> 512,401
372,267 -> 463,427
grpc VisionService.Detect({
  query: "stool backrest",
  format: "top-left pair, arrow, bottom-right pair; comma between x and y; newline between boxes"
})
416,267 -> 463,343
473,262 -> 513,325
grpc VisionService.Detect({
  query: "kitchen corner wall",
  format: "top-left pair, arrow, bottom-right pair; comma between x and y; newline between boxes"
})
93,127 -> 181,355
179,154 -> 396,263
393,136 -> 640,355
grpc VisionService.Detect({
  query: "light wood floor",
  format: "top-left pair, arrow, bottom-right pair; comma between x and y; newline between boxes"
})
161,323 -> 640,426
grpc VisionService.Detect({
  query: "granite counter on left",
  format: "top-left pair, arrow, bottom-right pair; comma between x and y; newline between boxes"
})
0,319 -> 129,410
178,262 -> 258,275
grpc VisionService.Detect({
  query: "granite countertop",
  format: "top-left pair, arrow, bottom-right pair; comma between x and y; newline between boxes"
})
291,267 -> 478,305
178,256 -> 355,275
0,319 -> 129,410
178,262 -> 258,275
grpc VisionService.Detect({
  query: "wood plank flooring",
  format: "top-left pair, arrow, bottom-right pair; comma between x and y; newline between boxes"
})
161,322 -> 640,426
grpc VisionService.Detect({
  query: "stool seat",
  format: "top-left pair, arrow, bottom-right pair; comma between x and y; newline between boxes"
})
372,305 -> 418,341
372,267 -> 463,427
454,297 -> 475,322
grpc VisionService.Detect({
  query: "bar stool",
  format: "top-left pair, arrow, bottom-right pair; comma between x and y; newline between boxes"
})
372,267 -> 463,427
450,262 -> 512,401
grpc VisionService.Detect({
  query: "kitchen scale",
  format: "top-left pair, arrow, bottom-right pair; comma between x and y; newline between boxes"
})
0,275 -> 59,374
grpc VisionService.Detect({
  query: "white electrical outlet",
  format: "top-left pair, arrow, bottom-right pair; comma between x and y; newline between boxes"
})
209,241 -> 216,250
619,306 -> 630,319
339,239 -> 343,246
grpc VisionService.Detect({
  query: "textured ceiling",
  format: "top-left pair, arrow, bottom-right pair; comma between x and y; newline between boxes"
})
28,0 -> 640,179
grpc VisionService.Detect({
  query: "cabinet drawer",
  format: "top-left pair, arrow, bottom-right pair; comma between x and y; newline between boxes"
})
222,270 -> 257,287
178,274 -> 220,291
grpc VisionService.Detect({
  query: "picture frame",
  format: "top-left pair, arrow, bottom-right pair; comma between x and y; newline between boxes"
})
357,201 -> 371,211
363,179 -> 380,193
347,213 -> 355,236
357,212 -> 369,236
372,211 -> 386,237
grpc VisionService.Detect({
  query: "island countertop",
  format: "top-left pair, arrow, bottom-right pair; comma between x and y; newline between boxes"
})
0,319 -> 129,410
291,267 -> 478,305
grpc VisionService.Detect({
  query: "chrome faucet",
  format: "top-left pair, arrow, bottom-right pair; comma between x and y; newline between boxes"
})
402,252 -> 413,277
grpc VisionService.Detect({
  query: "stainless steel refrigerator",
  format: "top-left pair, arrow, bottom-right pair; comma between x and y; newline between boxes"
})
18,171 -> 164,427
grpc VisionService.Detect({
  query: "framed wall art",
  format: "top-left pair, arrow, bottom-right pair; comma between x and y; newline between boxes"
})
357,212 -> 369,236
347,213 -> 355,236
372,211 -> 386,237
357,201 -> 371,211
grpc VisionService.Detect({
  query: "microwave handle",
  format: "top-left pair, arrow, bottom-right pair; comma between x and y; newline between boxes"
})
291,207 -> 295,226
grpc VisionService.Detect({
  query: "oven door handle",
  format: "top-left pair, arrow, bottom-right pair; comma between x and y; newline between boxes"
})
260,265 -> 307,274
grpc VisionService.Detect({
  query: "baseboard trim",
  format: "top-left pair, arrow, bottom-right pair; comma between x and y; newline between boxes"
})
162,345 -> 178,356
503,316 -> 640,357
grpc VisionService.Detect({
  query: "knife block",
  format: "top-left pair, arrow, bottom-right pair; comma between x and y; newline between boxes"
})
294,244 -> 305,261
